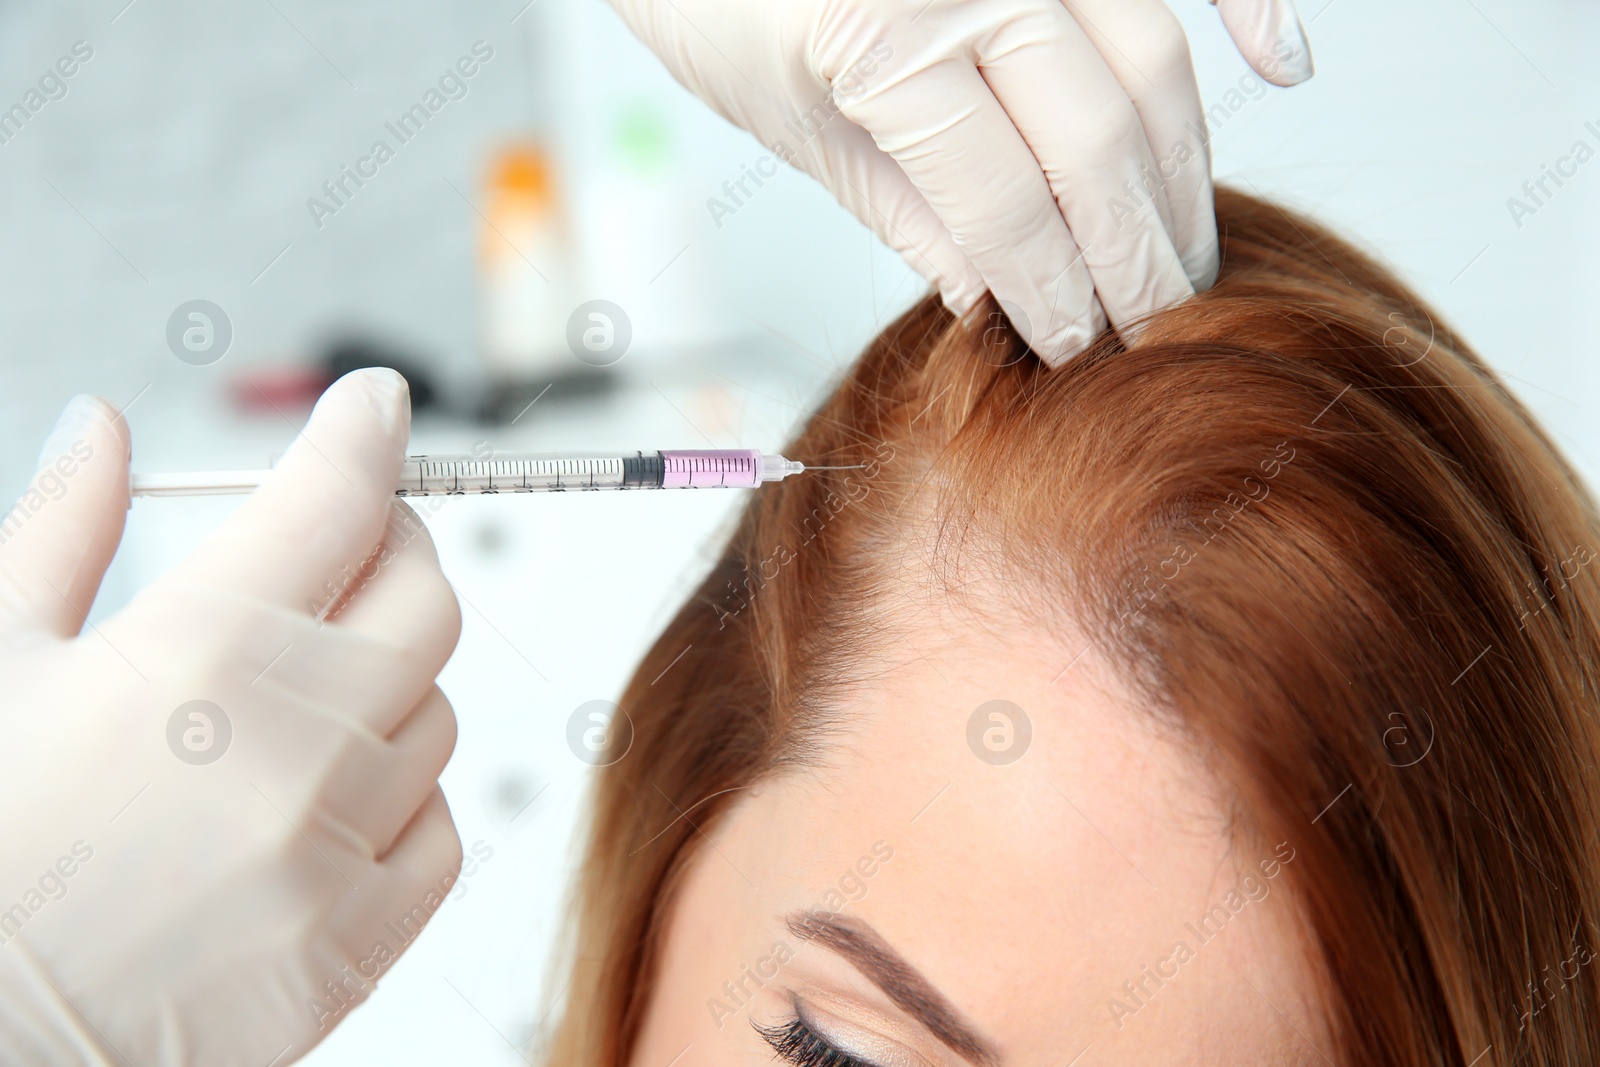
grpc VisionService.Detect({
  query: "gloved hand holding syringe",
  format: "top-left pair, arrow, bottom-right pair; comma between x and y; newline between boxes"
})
0,370 -> 463,1067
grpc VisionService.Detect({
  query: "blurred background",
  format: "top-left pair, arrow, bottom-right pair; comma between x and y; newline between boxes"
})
0,0 -> 1592,1062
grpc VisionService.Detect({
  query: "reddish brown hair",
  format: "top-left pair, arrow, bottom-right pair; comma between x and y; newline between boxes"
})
546,189 -> 1600,1066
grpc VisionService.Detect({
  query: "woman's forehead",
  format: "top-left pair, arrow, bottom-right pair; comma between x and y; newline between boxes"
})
685,626 -> 1318,1062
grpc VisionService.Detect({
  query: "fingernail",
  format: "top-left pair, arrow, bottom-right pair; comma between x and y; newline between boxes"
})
353,367 -> 411,435
1120,317 -> 1150,348
37,395 -> 107,469
1262,9 -> 1314,86
1041,324 -> 1094,368
1275,35 -> 1314,85
939,281 -> 984,318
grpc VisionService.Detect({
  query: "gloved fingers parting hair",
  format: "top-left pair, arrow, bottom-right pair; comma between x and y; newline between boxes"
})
975,0 -> 1195,341
1059,0 -> 1220,290
168,369 -> 411,613
0,395 -> 131,640
1212,0 -> 1314,86
323,686 -> 458,860
318,501 -> 462,673
837,58 -> 1108,364
810,121 -> 988,315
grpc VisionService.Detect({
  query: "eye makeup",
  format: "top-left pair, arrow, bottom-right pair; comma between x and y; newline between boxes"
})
754,1016 -> 881,1067
752,993 -> 940,1067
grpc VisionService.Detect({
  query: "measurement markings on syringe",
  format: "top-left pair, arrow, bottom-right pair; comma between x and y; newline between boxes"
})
401,457 -> 629,494
670,453 -> 756,487
525,457 -> 623,491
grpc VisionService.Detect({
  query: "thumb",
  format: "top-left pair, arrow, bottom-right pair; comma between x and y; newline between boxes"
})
0,396 -> 132,639
1213,0 -> 1314,87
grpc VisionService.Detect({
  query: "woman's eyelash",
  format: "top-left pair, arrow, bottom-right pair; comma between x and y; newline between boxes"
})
753,1017 -> 879,1067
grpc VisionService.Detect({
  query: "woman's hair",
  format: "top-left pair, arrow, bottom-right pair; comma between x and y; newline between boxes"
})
545,189 -> 1600,1066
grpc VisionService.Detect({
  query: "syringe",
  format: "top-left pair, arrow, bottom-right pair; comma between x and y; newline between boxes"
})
130,449 -> 835,498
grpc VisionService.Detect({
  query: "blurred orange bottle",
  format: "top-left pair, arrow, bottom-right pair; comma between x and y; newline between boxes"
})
479,144 -> 575,380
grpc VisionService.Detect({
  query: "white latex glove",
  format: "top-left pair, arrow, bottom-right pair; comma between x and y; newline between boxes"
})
611,0 -> 1312,363
0,369 -> 462,1066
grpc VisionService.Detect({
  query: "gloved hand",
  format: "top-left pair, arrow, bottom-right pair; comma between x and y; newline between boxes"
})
611,0 -> 1312,363
0,370 -> 462,1066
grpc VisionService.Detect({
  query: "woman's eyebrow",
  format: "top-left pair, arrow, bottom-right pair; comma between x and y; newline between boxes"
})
784,912 -> 1001,1066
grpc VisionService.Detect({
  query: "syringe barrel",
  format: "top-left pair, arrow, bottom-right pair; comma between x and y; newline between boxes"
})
397,454 -> 628,494
660,449 -> 763,488
391,450 -> 767,495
